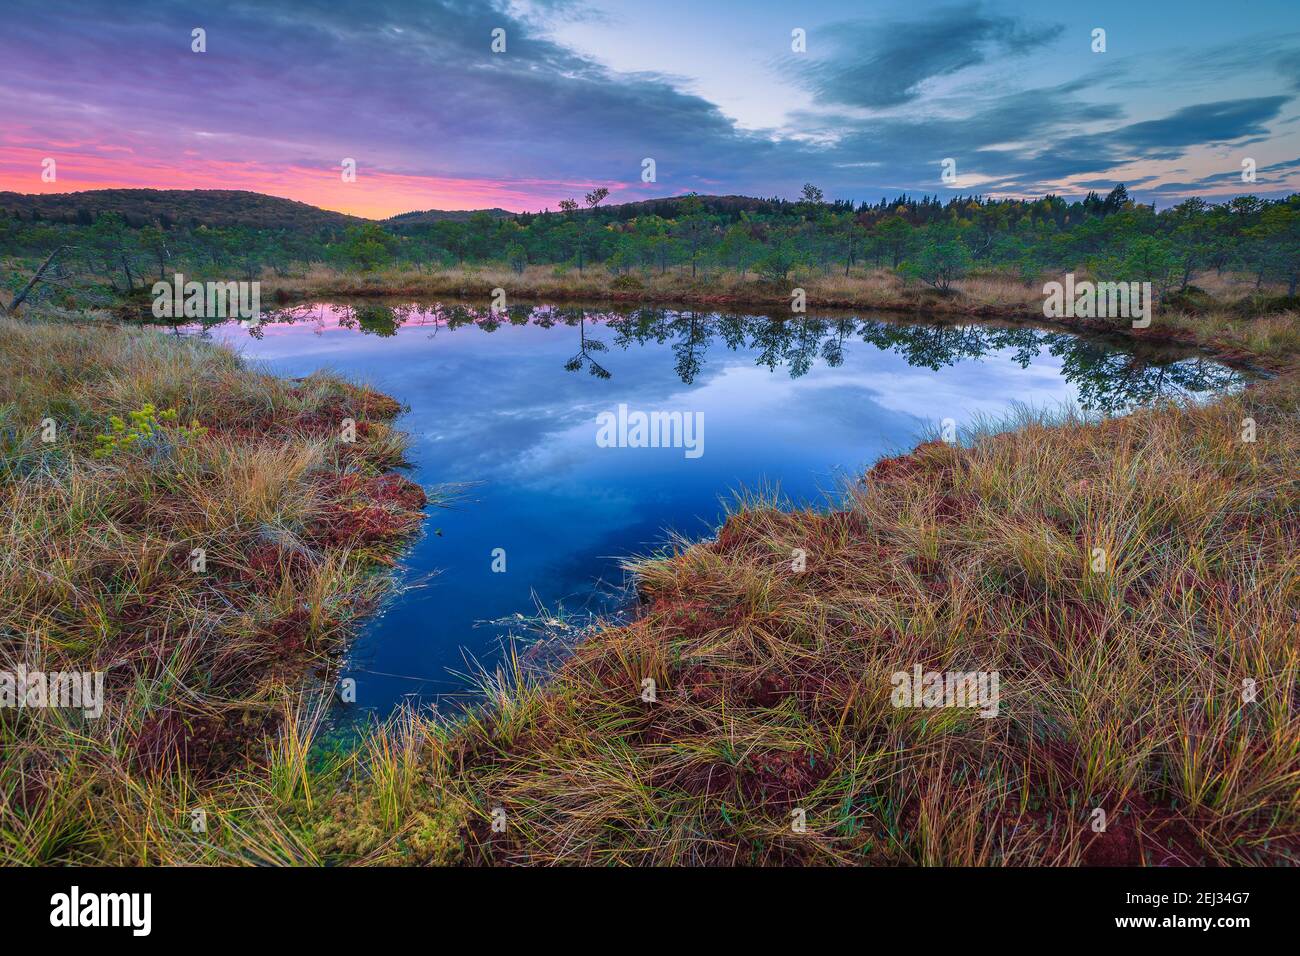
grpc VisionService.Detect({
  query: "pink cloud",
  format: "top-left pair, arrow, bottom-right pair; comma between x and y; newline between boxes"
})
0,144 -> 667,217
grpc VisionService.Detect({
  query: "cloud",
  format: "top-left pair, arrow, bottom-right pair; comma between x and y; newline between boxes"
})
1072,176 -> 1158,189
795,3 -> 1063,110
787,77 -> 1131,193
1138,156 -> 1300,195
0,0 -> 796,198
1280,49 -> 1300,90
0,0 -> 1295,210
1114,97 -> 1292,151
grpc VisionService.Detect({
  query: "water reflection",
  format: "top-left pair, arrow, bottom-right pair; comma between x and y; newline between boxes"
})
203,302 -> 1246,415
182,300 -> 1246,715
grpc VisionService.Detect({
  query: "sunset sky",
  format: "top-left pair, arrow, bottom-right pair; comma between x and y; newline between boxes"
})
2,0 -> 1298,218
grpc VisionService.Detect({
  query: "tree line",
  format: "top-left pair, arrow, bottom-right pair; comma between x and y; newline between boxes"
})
3,185 -> 1299,313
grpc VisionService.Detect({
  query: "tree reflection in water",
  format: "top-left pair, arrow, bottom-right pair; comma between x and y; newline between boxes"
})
218,302 -> 1245,415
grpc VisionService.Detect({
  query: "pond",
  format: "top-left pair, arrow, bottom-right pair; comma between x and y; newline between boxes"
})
189,301 -> 1245,718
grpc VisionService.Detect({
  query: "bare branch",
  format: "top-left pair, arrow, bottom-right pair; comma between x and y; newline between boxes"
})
6,245 -> 71,316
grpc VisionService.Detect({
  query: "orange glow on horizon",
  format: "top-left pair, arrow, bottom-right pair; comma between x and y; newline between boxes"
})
0,146 -> 631,217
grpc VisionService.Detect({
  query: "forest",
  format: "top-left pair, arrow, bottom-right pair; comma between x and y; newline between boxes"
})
3,185 -> 1299,315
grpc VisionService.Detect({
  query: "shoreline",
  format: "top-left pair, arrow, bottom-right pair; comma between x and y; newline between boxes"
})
0,317 -> 430,863
4,292 -> 1297,865
429,329 -> 1297,865
326,288 -> 1295,866
256,268 -> 1296,376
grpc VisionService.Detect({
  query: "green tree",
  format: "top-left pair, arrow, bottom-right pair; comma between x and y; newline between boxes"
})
1248,201 -> 1300,295
874,216 -> 914,269
755,241 -> 799,281
335,224 -> 396,272
674,194 -> 709,278
136,224 -> 171,282
1122,236 -> 1177,299
902,229 -> 971,293
505,241 -> 527,275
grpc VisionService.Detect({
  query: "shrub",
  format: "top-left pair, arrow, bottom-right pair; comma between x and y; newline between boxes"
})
92,403 -> 206,458
611,274 -> 644,291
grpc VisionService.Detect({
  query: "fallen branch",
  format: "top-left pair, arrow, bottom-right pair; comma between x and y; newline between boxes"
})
4,245 -> 70,316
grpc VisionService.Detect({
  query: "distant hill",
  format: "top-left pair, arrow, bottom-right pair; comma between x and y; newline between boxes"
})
0,188 -> 795,234
582,194 -> 788,220
385,195 -> 790,229
0,189 -> 365,231
385,207 -> 514,226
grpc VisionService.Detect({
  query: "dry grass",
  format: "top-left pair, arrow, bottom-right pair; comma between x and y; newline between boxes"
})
2,294 -> 1296,867
264,263 -> 1050,313
386,371 -> 1296,866
262,263 -> 1291,309
262,265 -> 1298,367
0,314 -> 428,864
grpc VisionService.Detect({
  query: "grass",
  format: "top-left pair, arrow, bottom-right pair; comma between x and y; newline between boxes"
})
264,262 -> 1049,308
261,264 -> 1299,363
303,290 -> 1298,867
261,264 -> 1289,335
0,282 -> 1296,866
0,314 -> 429,864
413,377 -> 1297,865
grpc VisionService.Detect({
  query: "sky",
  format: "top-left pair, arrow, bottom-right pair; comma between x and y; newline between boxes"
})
1,0 -> 1298,217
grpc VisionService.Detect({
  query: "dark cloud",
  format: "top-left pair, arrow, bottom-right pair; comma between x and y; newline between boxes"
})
1280,49 -> 1300,90
1140,156 -> 1300,193
1165,32 -> 1300,82
789,79 -> 1132,194
1073,177 -> 1158,189
796,3 -> 1063,109
0,0 -> 798,190
0,0 -> 1295,207
1114,97 -> 1291,151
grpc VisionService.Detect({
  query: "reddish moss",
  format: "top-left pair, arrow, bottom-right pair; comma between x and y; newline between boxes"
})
259,605 -> 314,653
1081,796 -> 1208,866
651,599 -> 740,640
933,490 -> 980,525
865,440 -> 961,484
241,541 -> 311,583
739,750 -> 827,805
674,664 -> 732,707
131,707 -> 281,778
684,762 -> 739,799
308,473 -> 427,549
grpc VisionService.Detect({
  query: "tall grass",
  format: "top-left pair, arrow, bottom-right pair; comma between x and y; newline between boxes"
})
2,299 -> 1296,867
256,265 -> 1300,379
358,354 -> 1298,865
0,315 -> 429,864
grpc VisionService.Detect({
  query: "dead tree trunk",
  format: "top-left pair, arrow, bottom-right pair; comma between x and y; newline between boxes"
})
2,245 -> 68,316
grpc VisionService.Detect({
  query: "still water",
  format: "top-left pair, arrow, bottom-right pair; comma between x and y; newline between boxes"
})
193,301 -> 1243,716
